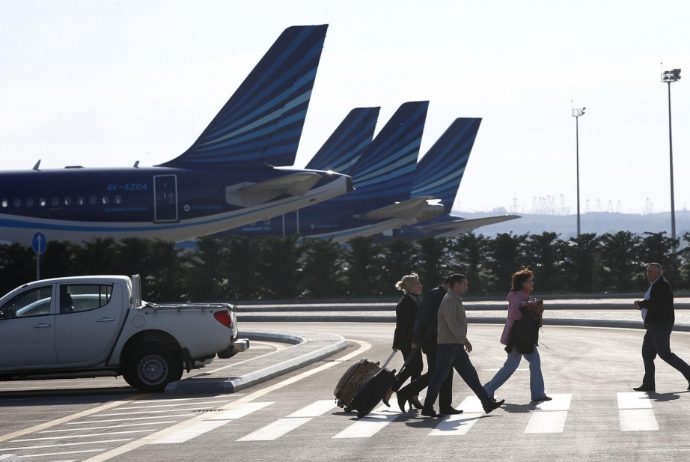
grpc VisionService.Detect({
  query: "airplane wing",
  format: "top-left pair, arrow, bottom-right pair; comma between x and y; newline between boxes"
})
225,172 -> 322,207
354,197 -> 433,221
415,214 -> 521,235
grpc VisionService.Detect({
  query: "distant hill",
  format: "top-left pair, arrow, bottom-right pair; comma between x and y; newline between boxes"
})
455,210 -> 690,240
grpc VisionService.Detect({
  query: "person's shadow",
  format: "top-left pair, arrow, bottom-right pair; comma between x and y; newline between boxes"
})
501,402 -> 537,414
649,390 -> 689,402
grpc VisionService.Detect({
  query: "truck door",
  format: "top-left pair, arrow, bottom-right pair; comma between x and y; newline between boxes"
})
0,285 -> 57,369
54,283 -> 124,365
154,174 -> 178,222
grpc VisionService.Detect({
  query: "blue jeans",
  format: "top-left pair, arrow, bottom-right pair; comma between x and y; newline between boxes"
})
483,346 -> 545,401
422,343 -> 493,412
642,324 -> 690,387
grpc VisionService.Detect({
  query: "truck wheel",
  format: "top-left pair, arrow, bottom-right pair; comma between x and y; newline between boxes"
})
126,344 -> 182,393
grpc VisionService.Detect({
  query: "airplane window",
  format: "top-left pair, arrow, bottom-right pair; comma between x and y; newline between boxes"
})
40,198 -> 46,206
77,196 -> 84,205
64,197 -> 72,206
102,196 -> 109,205
1,199 -> 6,208
26,198 -> 34,207
89,196 -> 96,205
114,195 -> 122,204
51,197 -> 59,206
13,198 -> 20,207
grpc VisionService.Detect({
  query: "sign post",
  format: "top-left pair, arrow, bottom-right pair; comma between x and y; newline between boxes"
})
32,232 -> 47,280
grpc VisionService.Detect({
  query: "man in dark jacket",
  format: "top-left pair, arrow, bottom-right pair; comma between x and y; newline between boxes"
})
395,275 -> 460,415
633,263 -> 690,392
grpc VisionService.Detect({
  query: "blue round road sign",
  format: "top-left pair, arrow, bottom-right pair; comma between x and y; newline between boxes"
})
32,232 -> 47,254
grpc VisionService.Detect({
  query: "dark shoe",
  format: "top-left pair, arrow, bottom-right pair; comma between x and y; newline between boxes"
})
483,398 -> 505,414
439,406 -> 463,415
382,389 -> 393,407
421,408 -> 439,418
633,385 -> 655,392
397,394 -> 407,413
687,382 -> 690,391
531,396 -> 553,402
408,396 -> 423,410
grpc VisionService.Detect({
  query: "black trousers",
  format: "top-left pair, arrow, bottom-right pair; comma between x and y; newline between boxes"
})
642,323 -> 690,387
397,337 -> 453,408
391,344 -> 423,392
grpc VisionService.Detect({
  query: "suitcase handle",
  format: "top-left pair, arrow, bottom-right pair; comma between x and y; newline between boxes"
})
380,349 -> 398,369
396,348 -> 420,378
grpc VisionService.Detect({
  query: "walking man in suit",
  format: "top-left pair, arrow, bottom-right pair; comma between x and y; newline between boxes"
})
421,274 -> 504,417
396,275 -> 460,415
633,263 -> 690,392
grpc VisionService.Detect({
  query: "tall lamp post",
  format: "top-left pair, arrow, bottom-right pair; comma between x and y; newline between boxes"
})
572,106 -> 586,236
661,68 -> 681,242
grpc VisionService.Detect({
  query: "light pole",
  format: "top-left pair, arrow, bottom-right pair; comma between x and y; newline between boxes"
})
661,68 -> 681,242
572,106 -> 586,236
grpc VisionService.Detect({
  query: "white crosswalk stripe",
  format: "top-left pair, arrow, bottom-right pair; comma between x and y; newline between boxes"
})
149,402 -> 273,444
333,406 -> 401,439
525,394 -> 572,434
617,392 -> 658,431
238,400 -> 337,441
429,396 -> 483,436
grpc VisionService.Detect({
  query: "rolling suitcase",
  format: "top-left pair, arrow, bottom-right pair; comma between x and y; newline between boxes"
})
349,349 -> 419,419
334,358 -> 383,411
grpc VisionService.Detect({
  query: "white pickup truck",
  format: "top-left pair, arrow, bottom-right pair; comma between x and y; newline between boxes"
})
0,275 -> 249,392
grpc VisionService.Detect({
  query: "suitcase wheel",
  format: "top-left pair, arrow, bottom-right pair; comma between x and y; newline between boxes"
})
344,406 -> 352,412
357,410 -> 366,419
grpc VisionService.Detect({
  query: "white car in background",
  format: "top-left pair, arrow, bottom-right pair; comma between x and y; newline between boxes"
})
0,275 -> 249,392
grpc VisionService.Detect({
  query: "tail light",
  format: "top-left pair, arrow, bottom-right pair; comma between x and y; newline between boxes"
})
214,310 -> 232,328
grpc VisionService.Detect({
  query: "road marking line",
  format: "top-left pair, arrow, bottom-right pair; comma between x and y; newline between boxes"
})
617,392 -> 652,409
238,418 -> 312,441
148,420 -> 230,444
287,400 -> 337,418
333,406 -> 401,439
617,392 -> 658,431
459,396 -> 484,413
525,394 -> 572,434
40,421 -> 179,433
97,407 -> 214,416
67,414 -> 195,424
430,413 -> 483,436
0,394 -> 148,443
237,399 -> 337,441
0,438 -> 132,452
534,394 -> 572,411
429,396 -> 485,436
11,429 -> 156,442
619,409 -> 659,431
525,410 -> 569,433
83,339 -> 371,461
116,400 -> 229,410
15,448 -> 105,458
204,402 -> 273,421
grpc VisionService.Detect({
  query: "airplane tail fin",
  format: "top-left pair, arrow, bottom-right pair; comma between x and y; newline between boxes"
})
411,118 -> 482,213
305,107 -> 380,173
344,101 -> 429,203
159,25 -> 328,170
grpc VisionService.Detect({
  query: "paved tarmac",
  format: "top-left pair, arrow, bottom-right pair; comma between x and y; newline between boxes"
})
3,322 -> 690,461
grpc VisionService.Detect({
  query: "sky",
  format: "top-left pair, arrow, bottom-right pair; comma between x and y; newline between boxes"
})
1,0 -> 689,225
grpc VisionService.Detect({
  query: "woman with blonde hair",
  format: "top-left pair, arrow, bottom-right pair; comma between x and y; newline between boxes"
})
383,273 -> 425,409
483,268 -> 551,402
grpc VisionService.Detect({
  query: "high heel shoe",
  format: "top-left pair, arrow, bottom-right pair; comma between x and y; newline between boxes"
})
397,394 -> 408,412
408,396 -> 423,410
382,389 -> 394,407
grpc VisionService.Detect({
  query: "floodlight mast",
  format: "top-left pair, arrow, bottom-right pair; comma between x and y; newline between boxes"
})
572,106 -> 586,236
662,68 -> 681,243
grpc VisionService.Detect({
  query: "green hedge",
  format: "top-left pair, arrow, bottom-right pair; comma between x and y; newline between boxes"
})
1,231 -> 688,301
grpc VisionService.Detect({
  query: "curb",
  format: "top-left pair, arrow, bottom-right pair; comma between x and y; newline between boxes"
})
236,314 -> 690,333
165,331 -> 347,395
